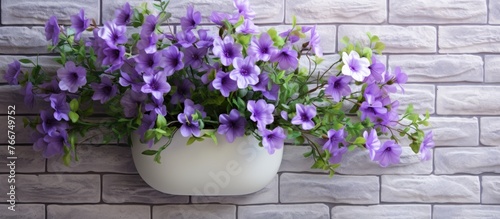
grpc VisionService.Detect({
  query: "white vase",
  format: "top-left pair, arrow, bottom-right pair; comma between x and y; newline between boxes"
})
131,130 -> 283,195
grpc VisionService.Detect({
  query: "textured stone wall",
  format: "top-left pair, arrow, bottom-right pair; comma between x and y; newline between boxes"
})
1,0 -> 500,218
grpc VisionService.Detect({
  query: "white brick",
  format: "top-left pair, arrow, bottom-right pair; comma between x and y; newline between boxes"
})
286,0 -> 386,24
482,176 -> 500,204
435,147 -> 500,174
433,205 -> 500,219
389,55 -> 483,82
338,25 -> 436,53
239,204 -> 329,219
279,146 -> 325,173
0,27 -> 48,54
48,205 -> 150,219
192,175 -> 278,204
336,147 -> 432,175
153,205 -> 235,219
389,0 -> 487,24
1,0 -> 100,25
0,204 -> 44,219
437,86 -> 500,115
0,56 -> 60,83
481,117 -> 500,146
331,205 -> 431,219
485,55 -> 500,82
424,117 -> 479,146
439,26 -> 500,53
490,0 -> 500,24
392,84 -> 435,114
280,173 -> 379,204
382,175 -> 480,203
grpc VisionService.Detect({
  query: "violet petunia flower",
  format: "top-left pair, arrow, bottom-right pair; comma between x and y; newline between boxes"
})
176,30 -> 197,48
183,46 -> 207,69
309,25 -> 323,57
180,5 -> 201,31
120,89 -> 147,118
366,56 -> 385,83
212,71 -> 238,97
141,72 -> 171,100
323,129 -> 347,152
171,79 -> 194,104
40,110 -> 69,137
262,84 -> 279,101
360,96 -> 387,122
137,112 -> 156,145
419,131 -> 435,161
213,35 -> 242,66
70,9 -> 90,41
247,99 -> 275,128
325,75 -> 351,102
98,21 -> 127,47
135,51 -> 163,75
280,111 -> 288,120
57,61 -> 87,93
218,109 -> 247,143
196,29 -> 214,48
102,45 -> 126,72
162,45 -> 185,76
39,79 -> 61,101
373,140 -> 402,167
280,29 -> 300,43
261,127 -> 286,154
137,33 -> 158,54
23,82 -> 35,109
270,45 -> 298,71
341,51 -> 371,81
235,20 -> 259,34
141,15 -> 158,37
177,99 -> 205,137
248,33 -> 277,62
210,12 -> 231,25
291,104 -> 317,130
4,60 -> 21,85
119,69 -> 144,92
230,56 -> 261,88
114,2 -> 133,25
45,16 -> 60,45
383,67 -> 408,93
329,146 -> 348,164
233,0 -> 256,20
364,129 -> 381,160
49,93 -> 70,121
145,96 -> 167,116
42,132 -> 68,158
91,77 -> 118,104
251,72 -> 269,92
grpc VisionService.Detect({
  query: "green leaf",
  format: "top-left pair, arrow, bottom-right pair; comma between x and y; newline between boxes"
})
348,145 -> 357,151
373,42 -> 385,54
69,99 -> 79,111
353,137 -> 366,145
292,15 -> 297,28
303,149 -> 314,157
206,131 -> 218,145
156,114 -> 167,129
340,36 -> 350,45
142,150 -> 158,156
69,111 -> 79,123
19,59 -> 34,65
186,136 -> 197,145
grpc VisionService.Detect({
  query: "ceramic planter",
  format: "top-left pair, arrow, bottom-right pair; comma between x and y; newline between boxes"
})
131,131 -> 283,195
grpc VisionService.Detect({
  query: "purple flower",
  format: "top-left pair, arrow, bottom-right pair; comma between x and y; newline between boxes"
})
4,60 -> 21,85
70,9 -> 90,41
49,93 -> 70,121
210,12 -> 231,25
137,112 -> 156,144
364,129 -> 381,160
280,111 -> 288,120
235,20 -> 258,34
213,35 -> 242,66
383,67 -> 408,93
218,109 -> 247,143
329,146 -> 348,164
91,77 -> 118,104
419,131 -> 435,161
252,72 -> 269,92
162,46 -> 185,76
366,56 -> 385,83
137,33 -> 158,54
40,110 -> 69,137
360,96 -> 387,122
114,2 -> 133,25
145,96 -> 167,116
171,79 -> 194,104
247,99 -> 275,128
177,99 -> 205,137
291,104 -> 317,130
196,29 -> 214,48
325,75 -> 352,102
323,129 -> 347,152
373,140 -> 402,167
262,84 -> 279,101
39,79 -> 61,101
176,30 -> 197,48
270,45 -> 298,71
42,132 -> 68,158
141,72 -> 171,100
230,57 -> 260,88
102,45 -> 126,72
280,29 -> 300,43
183,46 -> 207,69
120,89 -> 147,118
135,51 -> 163,75
119,63 -> 144,92
309,26 -> 323,57
212,71 -> 238,97
233,0 -> 256,20
45,16 -> 60,45
181,5 -> 201,31
23,82 -> 35,109
248,33 -> 277,62
98,21 -> 127,47
57,61 -> 87,93
261,127 -> 286,154
141,15 -> 158,37
341,51 -> 371,81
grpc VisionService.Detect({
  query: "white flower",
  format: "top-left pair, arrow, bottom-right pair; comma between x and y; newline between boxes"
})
341,51 -> 371,81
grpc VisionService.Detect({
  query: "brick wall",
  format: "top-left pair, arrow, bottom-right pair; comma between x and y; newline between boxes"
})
1,0 -> 500,218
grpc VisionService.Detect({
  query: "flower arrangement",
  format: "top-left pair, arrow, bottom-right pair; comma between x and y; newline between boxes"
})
6,0 -> 433,175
